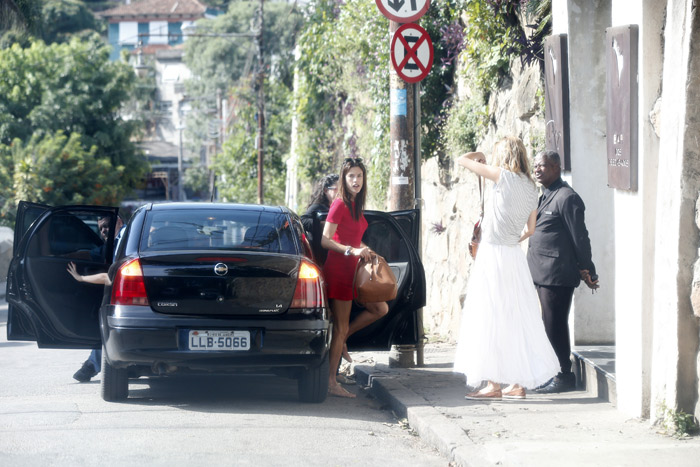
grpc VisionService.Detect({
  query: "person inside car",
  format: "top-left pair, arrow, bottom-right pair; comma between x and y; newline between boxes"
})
68,215 -> 123,382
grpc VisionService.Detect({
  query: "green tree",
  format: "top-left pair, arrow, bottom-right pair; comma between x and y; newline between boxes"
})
293,0 -> 463,207
294,0 -> 390,207
0,132 -> 124,224
1,0 -> 105,48
183,0 -> 304,203
41,0 -> 105,44
185,1 -> 303,95
0,0 -> 42,48
0,0 -> 42,34
0,35 -> 148,224
214,76 -> 290,205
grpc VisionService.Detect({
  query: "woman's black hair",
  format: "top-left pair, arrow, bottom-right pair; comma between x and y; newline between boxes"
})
306,173 -> 340,209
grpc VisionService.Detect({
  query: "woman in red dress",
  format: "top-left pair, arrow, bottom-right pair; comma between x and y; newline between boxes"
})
321,157 -> 388,398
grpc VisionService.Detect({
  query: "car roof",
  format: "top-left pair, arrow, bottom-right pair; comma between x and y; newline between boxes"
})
144,202 -> 291,214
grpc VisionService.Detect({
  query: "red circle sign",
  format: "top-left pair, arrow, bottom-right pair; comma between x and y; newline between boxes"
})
375,0 -> 430,23
390,23 -> 434,83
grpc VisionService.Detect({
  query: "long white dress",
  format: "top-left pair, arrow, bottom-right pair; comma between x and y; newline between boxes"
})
453,169 -> 559,389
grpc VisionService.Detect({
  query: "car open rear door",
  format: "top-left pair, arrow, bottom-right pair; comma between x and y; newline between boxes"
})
6,204 -> 120,348
311,209 -> 426,350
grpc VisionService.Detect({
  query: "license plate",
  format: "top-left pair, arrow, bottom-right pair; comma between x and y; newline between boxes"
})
188,330 -> 251,351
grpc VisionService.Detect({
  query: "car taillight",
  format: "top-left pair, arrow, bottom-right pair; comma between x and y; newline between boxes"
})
111,258 -> 149,306
290,260 -> 325,308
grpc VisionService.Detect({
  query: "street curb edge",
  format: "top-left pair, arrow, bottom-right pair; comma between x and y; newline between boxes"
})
353,364 -> 493,467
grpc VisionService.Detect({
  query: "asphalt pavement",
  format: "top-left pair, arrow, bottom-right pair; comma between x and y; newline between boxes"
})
3,293 -> 699,466
347,344 -> 700,467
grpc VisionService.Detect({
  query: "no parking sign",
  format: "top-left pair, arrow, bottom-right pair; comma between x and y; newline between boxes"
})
390,23 -> 433,83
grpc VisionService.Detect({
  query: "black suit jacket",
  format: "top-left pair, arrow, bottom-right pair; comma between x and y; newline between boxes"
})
527,178 -> 596,287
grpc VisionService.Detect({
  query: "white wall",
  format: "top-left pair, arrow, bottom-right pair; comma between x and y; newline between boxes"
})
650,0 -> 700,421
607,0 -> 664,418
552,0 -> 700,421
155,59 -> 191,144
557,0 -> 615,347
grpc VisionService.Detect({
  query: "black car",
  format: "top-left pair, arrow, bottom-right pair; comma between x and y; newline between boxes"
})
6,201 -> 425,403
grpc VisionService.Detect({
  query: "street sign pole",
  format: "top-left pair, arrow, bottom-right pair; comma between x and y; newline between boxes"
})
413,80 -> 424,367
389,20 -> 418,368
378,0 -> 432,368
389,22 -> 416,213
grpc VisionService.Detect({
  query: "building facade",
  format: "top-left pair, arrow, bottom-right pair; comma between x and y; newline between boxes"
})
100,0 -> 218,201
549,0 -> 699,421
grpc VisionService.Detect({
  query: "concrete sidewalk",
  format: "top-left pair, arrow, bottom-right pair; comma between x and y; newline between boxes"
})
348,343 -> 700,467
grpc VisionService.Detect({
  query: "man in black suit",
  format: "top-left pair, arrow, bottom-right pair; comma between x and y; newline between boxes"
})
527,150 -> 600,393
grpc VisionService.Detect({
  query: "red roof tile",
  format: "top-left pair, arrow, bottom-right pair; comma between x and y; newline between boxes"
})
100,0 -> 208,20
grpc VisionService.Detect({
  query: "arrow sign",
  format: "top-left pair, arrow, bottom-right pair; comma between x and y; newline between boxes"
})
375,0 -> 430,23
391,23 -> 433,83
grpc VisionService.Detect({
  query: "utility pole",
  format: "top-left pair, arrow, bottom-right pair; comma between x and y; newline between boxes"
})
256,0 -> 265,204
178,125 -> 186,201
389,21 -> 416,211
388,20 -> 422,368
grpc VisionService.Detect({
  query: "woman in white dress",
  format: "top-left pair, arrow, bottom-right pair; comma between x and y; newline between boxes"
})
453,136 -> 559,400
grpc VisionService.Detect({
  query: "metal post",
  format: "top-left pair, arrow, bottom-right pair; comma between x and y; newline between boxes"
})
414,82 -> 424,367
256,0 -> 265,205
212,88 -> 222,201
389,20 -> 416,368
178,126 -> 185,201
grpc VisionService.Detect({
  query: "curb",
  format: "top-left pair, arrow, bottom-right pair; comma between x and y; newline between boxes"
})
353,364 -> 492,467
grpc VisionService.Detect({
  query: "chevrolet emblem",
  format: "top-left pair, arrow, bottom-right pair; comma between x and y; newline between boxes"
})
214,263 -> 228,276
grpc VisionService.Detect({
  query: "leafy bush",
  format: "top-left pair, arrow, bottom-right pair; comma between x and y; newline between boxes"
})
656,400 -> 699,439
0,132 -> 123,225
442,94 -> 488,155
294,0 -> 466,208
0,35 -> 148,225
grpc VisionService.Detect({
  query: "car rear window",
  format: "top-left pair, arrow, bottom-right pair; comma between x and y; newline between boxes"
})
140,209 -> 297,254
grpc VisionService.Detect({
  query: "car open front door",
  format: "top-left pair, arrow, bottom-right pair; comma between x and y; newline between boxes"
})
311,209 -> 426,350
6,204 -> 120,348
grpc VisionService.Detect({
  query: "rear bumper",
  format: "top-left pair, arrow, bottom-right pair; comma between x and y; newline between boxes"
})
101,305 -> 330,371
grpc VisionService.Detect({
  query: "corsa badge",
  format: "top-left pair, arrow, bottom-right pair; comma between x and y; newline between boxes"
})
214,263 -> 228,276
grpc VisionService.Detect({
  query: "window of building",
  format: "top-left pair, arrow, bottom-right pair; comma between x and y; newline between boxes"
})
119,22 -> 138,45
150,21 -> 169,44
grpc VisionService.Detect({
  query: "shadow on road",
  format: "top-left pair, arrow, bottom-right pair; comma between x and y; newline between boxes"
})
109,373 -> 372,418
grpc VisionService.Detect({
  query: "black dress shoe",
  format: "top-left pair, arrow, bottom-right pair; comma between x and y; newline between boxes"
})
534,377 -> 553,390
534,375 -> 576,394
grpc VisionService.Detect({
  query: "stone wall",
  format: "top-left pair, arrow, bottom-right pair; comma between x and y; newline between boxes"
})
420,60 -> 545,341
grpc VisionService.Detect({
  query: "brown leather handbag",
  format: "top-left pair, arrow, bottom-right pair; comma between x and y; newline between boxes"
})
469,176 -> 484,259
353,253 -> 398,303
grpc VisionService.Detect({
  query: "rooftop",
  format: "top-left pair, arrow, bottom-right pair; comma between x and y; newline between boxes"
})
100,0 -> 208,20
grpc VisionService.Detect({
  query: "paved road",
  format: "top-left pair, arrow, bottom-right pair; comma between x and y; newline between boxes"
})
0,300 -> 447,466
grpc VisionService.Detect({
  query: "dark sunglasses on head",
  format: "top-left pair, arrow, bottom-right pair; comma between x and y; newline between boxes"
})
344,157 -> 363,164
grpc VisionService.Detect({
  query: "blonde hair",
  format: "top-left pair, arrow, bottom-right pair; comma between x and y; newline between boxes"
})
491,136 -> 533,181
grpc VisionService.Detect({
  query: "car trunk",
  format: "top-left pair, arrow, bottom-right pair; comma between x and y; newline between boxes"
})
140,252 -> 299,316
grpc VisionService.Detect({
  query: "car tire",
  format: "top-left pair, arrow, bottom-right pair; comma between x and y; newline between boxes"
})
298,352 -> 329,403
100,346 -> 128,402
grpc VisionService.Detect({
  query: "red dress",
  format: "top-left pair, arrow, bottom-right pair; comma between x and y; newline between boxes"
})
323,199 -> 368,300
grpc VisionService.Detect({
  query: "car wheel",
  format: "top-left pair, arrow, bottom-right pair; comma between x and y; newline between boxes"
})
100,346 -> 128,402
298,352 -> 329,403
